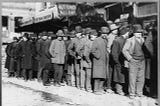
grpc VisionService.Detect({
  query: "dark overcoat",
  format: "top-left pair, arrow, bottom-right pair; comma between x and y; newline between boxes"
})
37,39 -> 51,69
111,36 -> 126,83
91,37 -> 108,79
19,40 -> 33,69
64,39 -> 72,70
5,43 -> 11,69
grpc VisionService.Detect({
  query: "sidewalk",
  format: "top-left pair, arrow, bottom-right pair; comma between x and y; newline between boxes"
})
2,75 -> 157,106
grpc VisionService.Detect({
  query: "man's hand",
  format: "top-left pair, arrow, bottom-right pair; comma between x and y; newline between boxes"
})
129,58 -> 137,63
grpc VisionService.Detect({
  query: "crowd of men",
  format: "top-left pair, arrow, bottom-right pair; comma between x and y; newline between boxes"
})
4,18 -> 157,99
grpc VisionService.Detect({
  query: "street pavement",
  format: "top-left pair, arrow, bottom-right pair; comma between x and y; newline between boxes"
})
1,45 -> 158,106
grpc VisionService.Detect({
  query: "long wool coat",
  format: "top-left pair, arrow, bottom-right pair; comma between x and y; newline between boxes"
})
19,40 -> 33,69
111,36 -> 126,83
91,37 -> 108,79
37,39 -> 51,69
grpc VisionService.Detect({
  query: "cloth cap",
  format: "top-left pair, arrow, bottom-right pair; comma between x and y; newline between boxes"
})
133,24 -> 144,33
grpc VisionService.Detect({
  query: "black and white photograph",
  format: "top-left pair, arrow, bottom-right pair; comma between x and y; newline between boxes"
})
1,1 -> 159,106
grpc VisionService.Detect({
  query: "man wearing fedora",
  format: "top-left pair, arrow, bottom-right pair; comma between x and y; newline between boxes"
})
106,24 -> 119,94
49,30 -> 66,86
111,25 -> 130,95
123,24 -> 145,99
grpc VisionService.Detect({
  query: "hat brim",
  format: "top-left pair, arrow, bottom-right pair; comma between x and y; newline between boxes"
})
135,30 -> 144,33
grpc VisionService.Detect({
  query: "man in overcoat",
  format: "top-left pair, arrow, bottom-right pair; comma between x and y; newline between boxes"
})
111,25 -> 130,95
91,27 -> 109,95
19,33 -> 34,81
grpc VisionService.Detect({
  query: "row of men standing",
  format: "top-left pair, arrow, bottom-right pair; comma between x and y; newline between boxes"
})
5,20 -> 157,98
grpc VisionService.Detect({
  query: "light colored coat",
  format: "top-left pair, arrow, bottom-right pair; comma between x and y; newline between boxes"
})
122,36 -> 144,67
107,33 -> 117,53
49,39 -> 66,64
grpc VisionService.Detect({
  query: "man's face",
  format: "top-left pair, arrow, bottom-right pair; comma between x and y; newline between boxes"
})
75,26 -> 82,33
23,37 -> 27,41
134,32 -> 142,38
76,33 -> 82,39
112,29 -> 118,35
57,36 -> 63,41
42,36 -> 48,40
90,35 -> 97,41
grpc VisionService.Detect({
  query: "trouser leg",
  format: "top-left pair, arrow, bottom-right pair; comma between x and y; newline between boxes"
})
86,68 -> 91,91
22,69 -> 27,80
107,65 -> 113,89
54,64 -> 59,83
99,80 -> 105,92
116,83 -> 123,93
80,68 -> 85,89
43,69 -> 49,85
37,66 -> 43,81
28,69 -> 33,80
129,61 -> 138,96
94,79 -> 100,92
75,61 -> 80,88
57,65 -> 63,84
67,64 -> 72,86
136,60 -> 145,96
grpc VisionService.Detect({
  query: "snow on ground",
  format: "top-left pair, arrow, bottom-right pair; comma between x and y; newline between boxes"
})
2,77 -> 157,106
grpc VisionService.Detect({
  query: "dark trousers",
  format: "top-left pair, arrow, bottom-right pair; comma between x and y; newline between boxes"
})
42,69 -> 49,84
22,69 -> 33,80
54,64 -> 63,84
94,79 -> 105,92
107,65 -> 113,89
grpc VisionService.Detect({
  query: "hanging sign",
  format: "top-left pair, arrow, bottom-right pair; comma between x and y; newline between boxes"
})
57,3 -> 76,16
34,11 -> 53,23
20,17 -> 33,27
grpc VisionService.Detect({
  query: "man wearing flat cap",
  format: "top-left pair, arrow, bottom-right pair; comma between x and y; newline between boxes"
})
122,24 -> 145,99
111,25 -> 130,95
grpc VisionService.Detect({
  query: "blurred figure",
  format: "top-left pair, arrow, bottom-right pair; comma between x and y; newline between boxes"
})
123,24 -> 145,99
144,26 -> 157,98
49,30 -> 66,87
